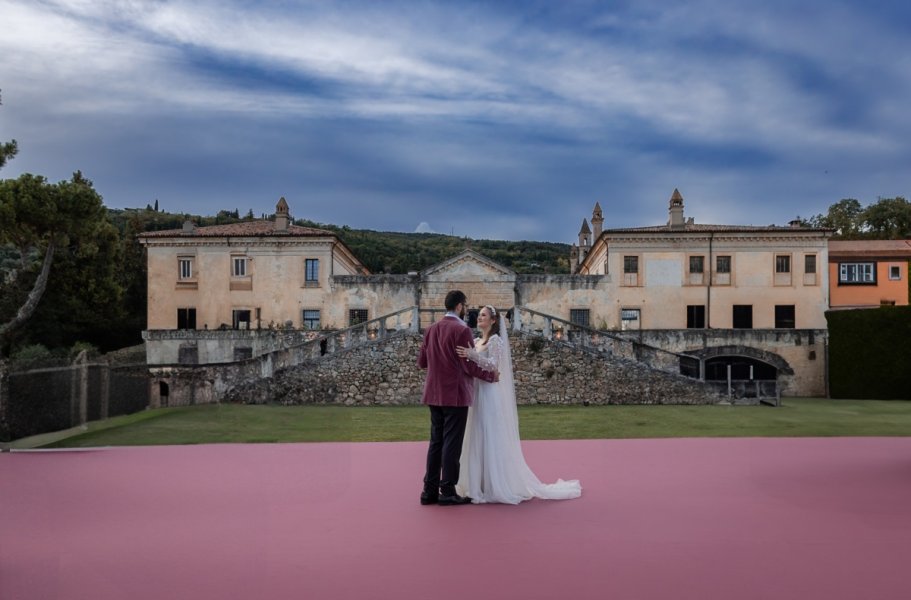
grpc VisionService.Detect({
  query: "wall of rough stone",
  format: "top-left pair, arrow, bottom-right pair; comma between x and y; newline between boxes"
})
220,330 -> 719,406
614,328 -> 827,397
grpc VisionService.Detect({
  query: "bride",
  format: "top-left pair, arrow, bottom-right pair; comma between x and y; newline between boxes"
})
455,305 -> 582,504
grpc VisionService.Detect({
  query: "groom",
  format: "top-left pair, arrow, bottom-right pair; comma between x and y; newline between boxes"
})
418,290 -> 497,506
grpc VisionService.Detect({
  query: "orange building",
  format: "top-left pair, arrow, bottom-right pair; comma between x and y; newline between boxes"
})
828,240 -> 911,309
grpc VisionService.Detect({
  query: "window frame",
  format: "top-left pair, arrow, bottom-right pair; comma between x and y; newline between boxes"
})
178,257 -> 193,280
305,258 -> 320,287
889,265 -> 901,281
689,255 -> 705,274
349,309 -> 369,326
804,254 -> 817,274
302,309 -> 321,330
716,255 -> 731,274
686,305 -> 706,329
570,309 -> 590,329
232,256 -> 248,278
177,307 -> 197,330
623,256 -> 639,274
838,262 -> 876,285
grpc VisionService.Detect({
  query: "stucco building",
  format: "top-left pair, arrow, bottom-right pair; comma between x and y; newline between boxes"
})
828,240 -> 911,309
572,189 -> 832,331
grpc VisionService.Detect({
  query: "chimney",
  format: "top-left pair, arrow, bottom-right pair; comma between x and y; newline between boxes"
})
668,188 -> 685,230
274,197 -> 290,232
789,219 -> 803,228
181,220 -> 196,234
591,202 -> 604,240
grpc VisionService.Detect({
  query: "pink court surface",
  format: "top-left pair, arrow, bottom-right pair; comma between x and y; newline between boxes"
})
2,437 -> 911,600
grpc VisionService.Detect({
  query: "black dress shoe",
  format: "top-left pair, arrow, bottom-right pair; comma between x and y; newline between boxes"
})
420,492 -> 439,505
438,493 -> 472,506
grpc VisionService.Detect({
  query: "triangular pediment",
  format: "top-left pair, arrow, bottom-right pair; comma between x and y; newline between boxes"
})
421,249 -> 515,279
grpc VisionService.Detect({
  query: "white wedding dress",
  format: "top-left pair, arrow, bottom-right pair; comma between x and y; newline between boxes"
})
456,318 -> 582,504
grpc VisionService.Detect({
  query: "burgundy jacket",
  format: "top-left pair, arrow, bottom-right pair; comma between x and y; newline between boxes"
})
418,315 -> 496,407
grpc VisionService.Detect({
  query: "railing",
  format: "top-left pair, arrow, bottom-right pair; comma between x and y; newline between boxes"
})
511,306 -> 699,377
704,380 -> 780,406
290,306 -> 420,362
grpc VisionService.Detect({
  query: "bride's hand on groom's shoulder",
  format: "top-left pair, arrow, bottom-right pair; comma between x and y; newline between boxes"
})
456,346 -> 470,359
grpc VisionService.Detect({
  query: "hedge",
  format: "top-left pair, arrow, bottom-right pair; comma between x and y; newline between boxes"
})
826,306 -> 911,399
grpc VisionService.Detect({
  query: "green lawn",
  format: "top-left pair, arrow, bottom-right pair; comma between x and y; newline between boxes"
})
24,398 -> 911,449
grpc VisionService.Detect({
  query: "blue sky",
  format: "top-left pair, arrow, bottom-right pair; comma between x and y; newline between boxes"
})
1,0 -> 909,242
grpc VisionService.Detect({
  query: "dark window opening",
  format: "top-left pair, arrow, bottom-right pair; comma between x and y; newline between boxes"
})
232,309 -> 251,329
570,309 -> 590,329
305,259 -> 319,286
775,305 -> 795,329
689,256 -> 704,273
623,256 -> 638,273
233,347 -> 253,361
716,256 -> 731,273
303,309 -> 321,330
705,356 -> 777,381
733,305 -> 753,329
466,309 -> 479,329
776,255 -> 791,273
177,308 -> 196,329
805,255 -> 816,274
687,305 -> 705,328
349,309 -> 368,326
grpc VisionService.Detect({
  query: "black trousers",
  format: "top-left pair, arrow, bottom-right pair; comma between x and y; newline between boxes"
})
424,405 -> 469,496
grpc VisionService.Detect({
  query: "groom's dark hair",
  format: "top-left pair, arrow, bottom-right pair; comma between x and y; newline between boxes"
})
445,290 -> 467,311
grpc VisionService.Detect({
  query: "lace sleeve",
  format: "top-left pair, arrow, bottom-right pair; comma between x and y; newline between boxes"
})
465,335 -> 502,372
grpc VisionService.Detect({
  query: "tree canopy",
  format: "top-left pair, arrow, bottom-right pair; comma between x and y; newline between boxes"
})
806,196 -> 911,239
0,172 -> 121,354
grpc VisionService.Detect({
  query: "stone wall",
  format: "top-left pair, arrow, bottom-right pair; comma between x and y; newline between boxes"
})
221,330 -> 719,406
615,329 -> 827,397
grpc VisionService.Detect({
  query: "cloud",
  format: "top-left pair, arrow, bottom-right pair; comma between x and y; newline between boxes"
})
1,0 -> 909,243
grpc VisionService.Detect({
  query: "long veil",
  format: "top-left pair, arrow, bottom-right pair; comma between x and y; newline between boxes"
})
457,310 -> 581,503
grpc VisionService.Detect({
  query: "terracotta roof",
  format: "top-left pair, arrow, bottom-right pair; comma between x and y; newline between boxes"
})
828,239 -> 911,259
138,220 -> 336,238
601,223 -> 830,234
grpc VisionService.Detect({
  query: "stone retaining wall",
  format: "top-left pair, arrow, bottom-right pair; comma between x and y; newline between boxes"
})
223,331 -> 719,406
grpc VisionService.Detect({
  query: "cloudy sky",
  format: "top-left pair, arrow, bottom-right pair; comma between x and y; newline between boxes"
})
1,0 -> 909,242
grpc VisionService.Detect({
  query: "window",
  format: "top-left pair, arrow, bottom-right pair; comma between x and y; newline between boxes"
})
889,265 -> 901,280
775,255 -> 791,273
349,309 -> 368,326
302,309 -> 321,330
839,262 -> 876,284
620,308 -> 640,330
233,309 -> 251,329
621,309 -> 640,321
804,255 -> 816,274
686,305 -> 705,329
305,259 -> 319,286
178,258 -> 193,279
733,305 -> 753,329
570,309 -> 590,329
177,308 -> 196,329
623,256 -> 639,273
232,257 -> 248,277
775,305 -> 795,329
689,256 -> 704,273
716,256 -> 731,273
